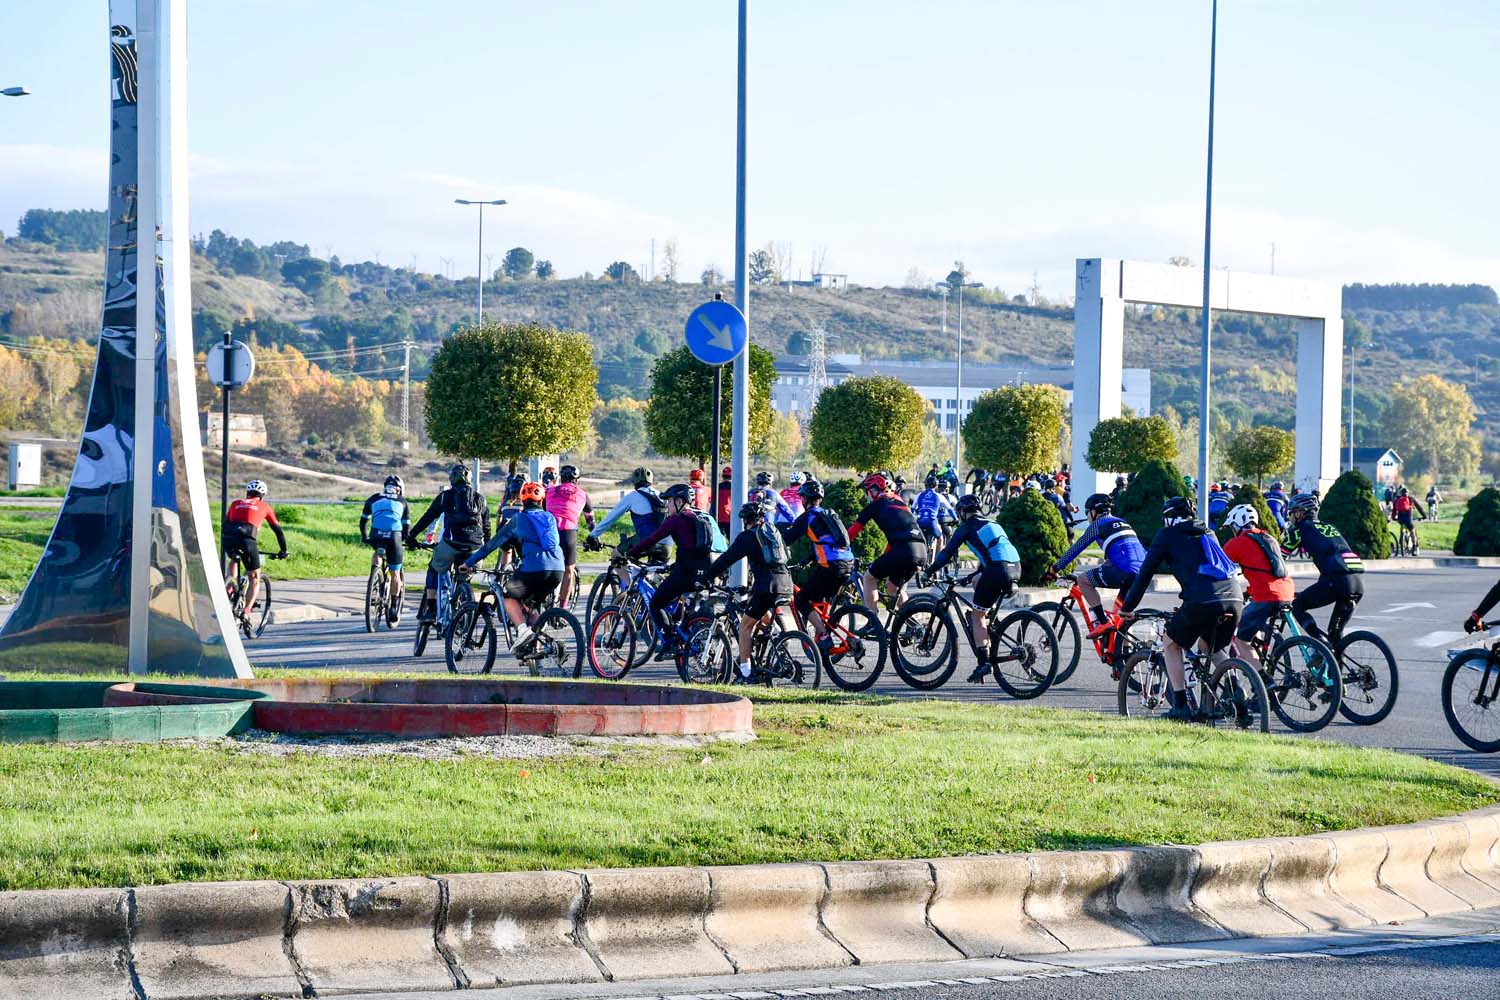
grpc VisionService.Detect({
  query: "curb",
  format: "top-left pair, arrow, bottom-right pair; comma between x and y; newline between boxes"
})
266,602 -> 343,626
3,806 -> 1499,999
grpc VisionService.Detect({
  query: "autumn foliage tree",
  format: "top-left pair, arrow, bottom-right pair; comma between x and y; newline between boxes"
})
1382,374 -> 1480,479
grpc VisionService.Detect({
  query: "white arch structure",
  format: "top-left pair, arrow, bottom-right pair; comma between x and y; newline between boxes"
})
1071,258 -> 1343,497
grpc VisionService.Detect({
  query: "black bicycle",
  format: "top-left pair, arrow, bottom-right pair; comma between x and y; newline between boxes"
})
1442,620 -> 1500,752
1116,609 -> 1270,732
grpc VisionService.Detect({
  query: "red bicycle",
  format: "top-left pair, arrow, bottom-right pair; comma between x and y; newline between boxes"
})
788,562 -> 888,691
1033,573 -> 1146,685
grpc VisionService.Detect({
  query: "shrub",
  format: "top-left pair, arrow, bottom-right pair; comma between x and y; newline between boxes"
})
1455,487 -> 1500,556
386,454 -> 409,469
995,490 -> 1068,586
1215,484 -> 1276,545
276,505 -> 307,525
1117,458 -> 1187,546
823,478 -> 886,564
1321,470 -> 1391,560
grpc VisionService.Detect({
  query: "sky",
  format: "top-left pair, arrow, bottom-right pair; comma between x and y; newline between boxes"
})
1,1 -> 1497,300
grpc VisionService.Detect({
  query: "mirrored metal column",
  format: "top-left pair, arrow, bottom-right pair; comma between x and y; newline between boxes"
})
0,0 -> 249,677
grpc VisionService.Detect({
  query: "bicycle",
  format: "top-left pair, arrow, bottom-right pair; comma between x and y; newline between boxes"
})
1233,604 -> 1342,733
786,562 -> 887,691
1442,619 -> 1500,752
888,572 -> 1059,698
586,565 -> 704,681
680,585 -> 823,687
445,567 -> 584,677
1330,623 -> 1400,726
1034,573 -> 1155,685
1392,519 -> 1418,558
363,540 -> 404,633
1115,609 -> 1270,732
409,543 -> 475,659
224,551 -> 283,639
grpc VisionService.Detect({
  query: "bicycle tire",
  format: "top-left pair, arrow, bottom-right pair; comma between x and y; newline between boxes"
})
889,601 -> 957,690
364,566 -> 385,633
413,620 -> 431,658
445,602 -> 496,675
822,604 -> 887,691
620,589 -> 656,668
765,629 -> 823,688
1264,634 -> 1342,733
1117,647 -> 1168,717
250,577 -> 272,638
676,615 -> 732,685
1442,649 -> 1500,753
587,607 -> 636,681
989,609 -> 1059,700
1205,657 -> 1270,733
528,607 -> 584,678
1336,630 -> 1399,725
1033,601 -> 1081,685
586,570 -> 623,629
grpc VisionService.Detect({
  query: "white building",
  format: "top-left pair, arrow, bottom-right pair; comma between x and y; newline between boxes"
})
811,273 -> 848,291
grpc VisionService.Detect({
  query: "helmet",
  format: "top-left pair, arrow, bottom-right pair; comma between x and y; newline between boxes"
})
1270,481 -> 1284,491
1289,492 -> 1320,515
689,468 -> 705,483
383,474 -> 404,498
1040,476 -> 1055,489
738,501 -> 765,521
721,466 -> 733,479
893,475 -> 906,487
661,483 -> 693,503
1398,485 -> 1408,496
860,472 -> 891,495
245,479 -> 267,497
449,463 -> 470,486
755,471 -> 773,487
789,471 -> 805,486
541,466 -> 557,483
925,475 -> 938,489
1115,474 -> 1127,487
632,466 -> 653,487
518,481 -> 545,504
560,464 -> 579,482
1024,480 -> 1041,491
1161,496 -> 1195,522
798,479 -> 824,501
1224,504 -> 1259,531
956,494 -> 982,517
1084,493 -> 1112,516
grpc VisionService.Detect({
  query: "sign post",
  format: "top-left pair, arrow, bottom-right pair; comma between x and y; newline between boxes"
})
684,294 -> 747,515
206,334 -> 255,566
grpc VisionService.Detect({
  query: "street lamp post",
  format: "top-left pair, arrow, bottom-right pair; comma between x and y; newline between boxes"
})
1,87 -> 30,97
1196,0 -> 1219,522
946,272 -> 982,474
454,198 -> 506,324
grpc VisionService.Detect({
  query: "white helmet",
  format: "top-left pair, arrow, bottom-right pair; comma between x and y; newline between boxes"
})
1224,504 -> 1259,531
245,479 -> 267,497
788,471 -> 805,486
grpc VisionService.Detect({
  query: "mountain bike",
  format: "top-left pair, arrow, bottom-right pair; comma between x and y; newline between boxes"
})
224,551 -> 284,639
787,562 -> 887,691
1034,573 -> 1157,685
1332,625 -> 1399,726
888,572 -> 1059,698
410,544 -> 474,659
1115,609 -> 1270,732
1233,604 -> 1342,733
680,585 -> 822,687
1443,620 -> 1500,752
586,565 -> 703,681
363,540 -> 403,632
446,566 -> 583,677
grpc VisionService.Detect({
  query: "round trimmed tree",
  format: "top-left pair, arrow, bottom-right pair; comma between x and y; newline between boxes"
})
808,375 -> 926,473
996,488 -> 1068,585
644,345 -> 777,466
1225,426 -> 1295,487
1321,469 -> 1391,560
963,384 -> 1065,474
1085,415 -> 1177,474
1117,458 -> 1188,546
1455,487 -> 1500,556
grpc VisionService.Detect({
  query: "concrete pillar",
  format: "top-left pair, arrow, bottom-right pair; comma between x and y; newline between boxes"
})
1071,259 -> 1125,495
1294,316 -> 1342,492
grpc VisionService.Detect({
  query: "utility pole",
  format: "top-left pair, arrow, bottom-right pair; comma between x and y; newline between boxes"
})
729,0 -> 750,583
650,238 -> 656,282
807,325 -> 829,423
1196,0 -> 1219,522
400,338 -> 414,451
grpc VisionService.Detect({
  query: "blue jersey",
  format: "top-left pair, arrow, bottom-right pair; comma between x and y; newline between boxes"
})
468,508 -> 565,573
929,516 -> 1020,573
361,493 -> 410,536
1052,514 -> 1146,575
914,489 -> 955,528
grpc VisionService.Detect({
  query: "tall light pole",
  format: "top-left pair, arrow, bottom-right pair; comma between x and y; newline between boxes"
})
946,269 -> 982,473
1196,0 -> 1219,522
2,86 -> 30,97
454,198 -> 506,324
729,0 -> 750,581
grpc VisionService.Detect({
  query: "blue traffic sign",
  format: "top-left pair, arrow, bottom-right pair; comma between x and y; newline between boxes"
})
684,300 -> 747,366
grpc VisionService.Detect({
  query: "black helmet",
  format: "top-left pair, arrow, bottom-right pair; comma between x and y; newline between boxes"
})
1161,495 -> 1194,521
559,464 -> 579,483
383,474 -> 404,497
956,494 -> 982,517
925,475 -> 938,489
632,466 -> 653,487
448,463 -> 470,486
755,471 -> 773,487
1085,493 -> 1112,516
662,483 -> 693,503
1290,492 -> 1320,515
738,501 -> 765,520
798,478 -> 824,501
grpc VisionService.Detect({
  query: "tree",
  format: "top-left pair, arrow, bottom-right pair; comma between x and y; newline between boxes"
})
596,406 -> 646,456
996,489 -> 1069,586
425,322 -> 597,470
280,256 -> 330,294
1321,469 -> 1391,560
1117,458 -> 1188,546
0,344 -> 41,428
962,384 -> 1065,473
1224,426 -> 1295,486
1085,415 -> 1177,473
1214,483 -> 1276,545
644,345 -> 777,466
748,249 -> 776,285
603,261 -> 640,284
807,375 -> 926,472
701,264 -> 724,287
16,208 -> 107,251
1455,487 -> 1500,557
660,239 -> 680,283
502,247 -> 535,280
534,259 -> 555,280
759,411 -> 803,476
633,327 -> 669,356
1383,374 -> 1480,479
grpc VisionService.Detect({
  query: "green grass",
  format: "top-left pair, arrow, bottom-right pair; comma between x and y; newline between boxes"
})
1417,519 -> 1459,553
0,677 -> 1490,889
0,508 -> 54,602
0,486 -> 66,498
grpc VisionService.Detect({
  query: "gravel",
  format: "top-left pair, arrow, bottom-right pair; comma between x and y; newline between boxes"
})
181,728 -> 753,761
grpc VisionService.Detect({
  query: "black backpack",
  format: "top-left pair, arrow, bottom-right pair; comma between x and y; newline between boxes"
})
442,485 -> 484,529
754,521 -> 788,567
1246,528 -> 1289,579
810,507 -> 851,549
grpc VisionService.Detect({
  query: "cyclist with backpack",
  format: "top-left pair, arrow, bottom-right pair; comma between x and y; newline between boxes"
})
1281,492 -> 1364,647
462,482 -> 564,651
406,463 -> 491,623
849,472 -> 927,608
914,475 -> 957,555
1391,485 -> 1425,554
927,494 -> 1023,683
359,474 -> 411,625
1221,503 -> 1295,672
780,478 -> 856,651
1117,496 -> 1245,721
545,464 -> 594,610
708,500 -> 797,682
223,479 -> 289,619
627,483 -> 724,656
587,466 -> 669,591
752,471 -> 796,527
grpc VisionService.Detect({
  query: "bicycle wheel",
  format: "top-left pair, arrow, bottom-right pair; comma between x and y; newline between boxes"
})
364,567 -> 384,633
1336,630 -> 1399,725
822,604 -> 887,691
621,589 -> 657,668
587,607 -> 636,680
445,602 -> 497,675
249,577 -> 272,638
1263,635 -> 1342,733
1033,600 -> 1081,685
586,569 -> 622,628
413,620 -> 431,657
764,629 -> 823,688
527,607 -> 584,678
676,615 -> 732,685
989,609 -> 1059,700
889,601 -> 957,690
1117,648 -> 1168,717
386,579 -> 404,629
1442,649 -> 1500,753
1204,658 -> 1270,733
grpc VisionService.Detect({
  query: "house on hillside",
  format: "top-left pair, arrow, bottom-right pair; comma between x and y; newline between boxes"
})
1351,447 -> 1402,486
811,273 -> 848,291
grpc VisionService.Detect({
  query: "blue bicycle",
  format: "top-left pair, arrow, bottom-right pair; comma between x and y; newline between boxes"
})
410,544 -> 474,658
587,563 -> 710,681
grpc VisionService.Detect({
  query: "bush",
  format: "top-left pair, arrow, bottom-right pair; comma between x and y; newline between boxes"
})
276,506 -> 307,525
387,454 -> 409,469
1117,458 -> 1187,546
995,490 -> 1069,586
1321,470 -> 1391,560
807,376 -> 926,472
823,478 -> 886,564
1215,484 -> 1276,545
1455,487 -> 1500,556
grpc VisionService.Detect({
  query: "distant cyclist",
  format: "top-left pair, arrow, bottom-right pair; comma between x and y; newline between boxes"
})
849,472 -> 926,608
544,464 -> 594,610
1264,481 -> 1290,531
359,474 -> 411,624
715,465 -> 735,537
1427,484 -> 1442,521
1280,492 -> 1364,647
588,467 -> 668,592
1045,492 -> 1146,636
914,475 -> 957,554
406,463 -> 490,623
752,471 -> 796,528
688,468 -> 712,512
223,479 -> 288,619
1391,485 -> 1424,554
928,493 -> 1022,683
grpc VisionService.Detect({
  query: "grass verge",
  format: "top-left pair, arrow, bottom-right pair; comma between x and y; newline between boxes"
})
0,677 -> 1491,890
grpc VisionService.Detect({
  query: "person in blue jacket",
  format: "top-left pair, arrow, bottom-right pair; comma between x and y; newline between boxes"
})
1264,481 -> 1289,530
914,474 -> 957,554
1044,492 -> 1147,633
928,494 -> 1023,684
462,481 -> 564,652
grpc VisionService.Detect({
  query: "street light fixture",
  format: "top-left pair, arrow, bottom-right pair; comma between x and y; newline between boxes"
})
453,198 -> 507,324
2,87 -> 31,97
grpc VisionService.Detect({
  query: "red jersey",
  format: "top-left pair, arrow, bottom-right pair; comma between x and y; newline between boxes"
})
690,483 -> 711,512
1224,528 -> 1295,603
226,497 -> 279,536
1392,494 -> 1414,515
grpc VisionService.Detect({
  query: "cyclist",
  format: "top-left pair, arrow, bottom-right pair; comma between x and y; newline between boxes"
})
1464,579 -> 1500,633
1109,474 -> 1129,506
940,460 -> 960,493
406,463 -> 491,623
1265,482 -> 1290,531
540,466 -> 558,488
780,478 -> 856,652
627,483 -> 719,656
1427,483 -> 1443,521
461,482 -> 564,651
752,471 -> 796,528
849,472 -> 926,609
1281,492 -> 1364,647
1045,492 -> 1146,637
914,475 -> 957,555
544,464 -> 594,610
223,479 -> 288,619
1206,483 -> 1231,528
966,466 -> 989,498
708,500 -> 797,683
1221,504 -> 1295,673
780,472 -> 806,520
1041,477 -> 1075,541
1118,496 -> 1244,721
928,493 -> 1023,683
688,468 -> 712,512
359,474 -> 411,624
715,465 -> 734,538
1391,485 -> 1424,554
587,467 -> 668,592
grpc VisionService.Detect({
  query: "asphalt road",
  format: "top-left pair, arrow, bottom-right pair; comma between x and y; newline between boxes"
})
244,562 -> 1500,775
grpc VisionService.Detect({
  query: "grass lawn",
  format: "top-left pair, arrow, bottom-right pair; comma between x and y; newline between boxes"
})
1418,518 -> 1459,553
0,677 -> 1491,890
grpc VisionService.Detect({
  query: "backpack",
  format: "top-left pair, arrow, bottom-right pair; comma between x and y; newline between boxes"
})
516,509 -> 560,555
691,508 -> 726,553
753,521 -> 788,567
639,487 -> 667,517
810,507 -> 851,550
442,485 -> 483,529
1246,528 -> 1288,579
1196,531 -> 1238,581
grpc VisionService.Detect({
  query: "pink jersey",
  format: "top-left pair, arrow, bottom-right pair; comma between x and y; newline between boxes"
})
544,482 -> 591,530
780,487 -> 805,517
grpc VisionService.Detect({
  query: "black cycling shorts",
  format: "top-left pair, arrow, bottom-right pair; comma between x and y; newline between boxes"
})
1083,563 -> 1136,591
795,562 -> 855,614
973,561 -> 1020,610
743,589 -> 791,620
870,544 -> 925,587
368,530 -> 404,570
504,569 -> 563,606
557,528 -> 578,566
1166,600 -> 1241,653
223,527 -> 261,572
1396,511 -> 1415,528
1236,600 -> 1287,642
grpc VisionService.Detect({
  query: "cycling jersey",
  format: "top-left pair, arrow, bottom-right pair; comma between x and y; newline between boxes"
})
591,487 -> 665,539
630,509 -> 714,564
467,508 -> 564,573
360,493 -> 410,537
1051,514 -> 1146,575
929,515 -> 1020,574
913,488 -> 956,528
1282,519 -> 1364,577
1120,519 -> 1243,612
690,482 -> 712,512
544,482 -> 593,531
784,506 -> 855,566
780,487 -> 805,519
1223,528 -> 1295,603
1264,490 -> 1289,525
750,487 -> 797,527
224,497 -> 287,556
849,495 -> 925,547
1207,493 -> 1230,520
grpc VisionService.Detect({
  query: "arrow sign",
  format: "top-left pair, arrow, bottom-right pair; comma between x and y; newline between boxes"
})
684,300 -> 747,366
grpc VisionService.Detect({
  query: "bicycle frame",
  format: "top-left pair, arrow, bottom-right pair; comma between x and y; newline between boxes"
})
1059,578 -> 1130,664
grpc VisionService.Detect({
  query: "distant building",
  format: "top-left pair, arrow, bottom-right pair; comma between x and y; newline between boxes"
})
771,356 -> 1151,432
201,413 -> 268,448
1351,447 -> 1402,486
811,273 -> 848,291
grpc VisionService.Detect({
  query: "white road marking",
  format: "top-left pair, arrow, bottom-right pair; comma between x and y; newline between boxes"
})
1381,602 -> 1436,614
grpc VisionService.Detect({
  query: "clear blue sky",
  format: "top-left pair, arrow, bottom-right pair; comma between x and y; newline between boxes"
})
2,1 -> 1496,299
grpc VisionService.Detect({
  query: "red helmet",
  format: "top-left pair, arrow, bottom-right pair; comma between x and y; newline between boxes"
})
860,472 -> 891,495
690,468 -> 706,483
518,481 -> 545,504
721,466 -> 733,479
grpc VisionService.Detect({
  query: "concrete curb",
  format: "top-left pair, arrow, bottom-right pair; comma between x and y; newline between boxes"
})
6,805 -> 1500,999
266,602 -> 343,625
